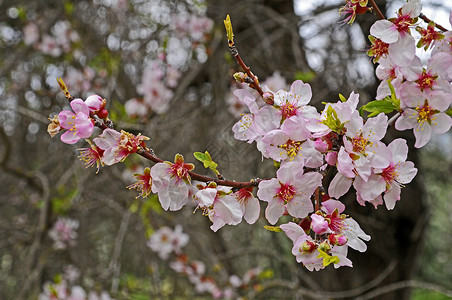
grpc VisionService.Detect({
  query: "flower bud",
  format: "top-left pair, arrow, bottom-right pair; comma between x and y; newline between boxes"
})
85,94 -> 103,112
97,108 -> 109,120
311,214 -> 330,235
314,138 -> 329,153
325,151 -> 338,166
328,234 -> 348,246
318,240 -> 331,252
233,72 -> 247,83
300,240 -> 316,253
262,92 -> 274,105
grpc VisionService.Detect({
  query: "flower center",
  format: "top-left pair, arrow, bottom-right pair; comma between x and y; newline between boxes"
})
351,135 -> 370,154
278,139 -> 302,159
381,163 -> 396,183
171,163 -> 189,179
416,70 -> 437,91
415,101 -> 435,125
280,103 -> 297,120
394,14 -> 413,33
276,183 -> 296,203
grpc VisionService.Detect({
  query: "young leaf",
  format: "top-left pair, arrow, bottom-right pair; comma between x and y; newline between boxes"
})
360,100 -> 397,117
264,225 -> 282,232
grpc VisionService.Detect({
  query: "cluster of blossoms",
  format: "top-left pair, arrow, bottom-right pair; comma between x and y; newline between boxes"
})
23,20 -> 80,57
48,0 -> 452,271
366,0 -> 452,148
172,13 -> 214,43
125,60 -> 181,117
39,265 -> 113,300
125,14 -> 213,118
147,226 -> 264,298
48,217 -> 79,250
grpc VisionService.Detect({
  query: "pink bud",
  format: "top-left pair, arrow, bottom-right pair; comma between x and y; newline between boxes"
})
328,234 -> 348,246
310,214 -> 330,235
85,94 -> 103,112
325,151 -> 338,166
262,92 -> 274,105
314,138 -> 329,153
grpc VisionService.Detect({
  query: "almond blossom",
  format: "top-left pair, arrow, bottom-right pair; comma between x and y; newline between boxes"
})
369,0 -> 422,66
150,154 -> 194,211
259,116 -> 322,168
233,188 -> 260,225
195,183 -> 243,232
257,161 -> 322,224
127,167 -> 152,198
395,85 -> 452,148
147,225 -> 189,260
93,129 -> 149,165
48,217 -> 79,250
354,139 -> 418,209
341,112 -> 391,181
58,99 -> 94,144
273,80 -> 317,123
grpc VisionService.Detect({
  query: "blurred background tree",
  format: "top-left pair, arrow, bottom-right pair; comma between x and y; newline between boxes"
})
0,0 -> 451,299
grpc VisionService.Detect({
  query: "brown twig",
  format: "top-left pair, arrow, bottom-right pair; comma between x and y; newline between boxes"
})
419,13 -> 449,32
369,0 -> 385,20
228,41 -> 266,100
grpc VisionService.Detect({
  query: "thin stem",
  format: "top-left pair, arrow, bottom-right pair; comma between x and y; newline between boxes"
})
419,13 -> 449,32
369,0 -> 385,20
228,41 -> 271,104
138,142 -> 260,189
314,187 -> 320,211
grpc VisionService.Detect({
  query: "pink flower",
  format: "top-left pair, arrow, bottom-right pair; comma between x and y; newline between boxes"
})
150,154 -> 194,211
234,188 -> 260,225
273,80 -> 316,122
342,112 -> 391,180
78,139 -> 104,173
395,85 -> 452,148
280,222 -> 323,271
257,162 -> 322,224
310,214 -> 331,235
48,218 -> 79,250
321,200 -> 370,252
58,99 -> 94,144
400,53 -> 452,94
147,225 -> 189,260
231,89 -> 280,143
93,129 -> 149,165
259,116 -> 322,168
369,1 -> 421,65
85,94 -> 103,112
127,167 -> 152,198
195,184 -> 243,232
354,138 -> 418,209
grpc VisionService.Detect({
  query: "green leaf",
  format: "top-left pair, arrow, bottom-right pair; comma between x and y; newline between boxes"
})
360,99 -> 397,117
387,79 -> 401,109
445,107 -> 452,117
338,93 -> 347,102
194,152 -> 206,162
264,225 -> 282,232
194,151 -> 220,175
322,105 -> 344,133
317,249 -> 340,267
